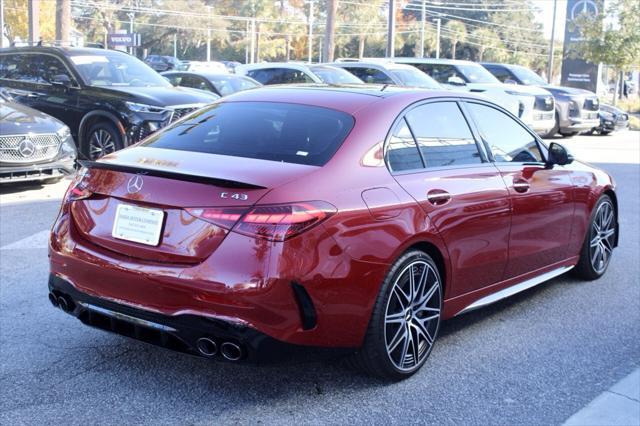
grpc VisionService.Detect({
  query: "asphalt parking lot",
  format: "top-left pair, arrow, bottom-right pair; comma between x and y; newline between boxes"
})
1,131 -> 639,425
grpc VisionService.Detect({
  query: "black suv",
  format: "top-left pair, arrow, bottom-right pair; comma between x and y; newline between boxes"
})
481,63 -> 600,138
0,47 -> 219,159
144,55 -> 181,72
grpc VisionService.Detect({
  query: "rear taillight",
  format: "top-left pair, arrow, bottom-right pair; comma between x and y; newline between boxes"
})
185,207 -> 248,230
187,201 -> 336,241
63,168 -> 93,203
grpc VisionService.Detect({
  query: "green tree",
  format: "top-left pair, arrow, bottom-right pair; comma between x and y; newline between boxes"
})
573,0 -> 640,104
471,27 -> 502,62
444,20 -> 466,59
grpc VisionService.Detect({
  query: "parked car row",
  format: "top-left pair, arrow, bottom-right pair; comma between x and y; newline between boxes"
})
0,46 -> 624,185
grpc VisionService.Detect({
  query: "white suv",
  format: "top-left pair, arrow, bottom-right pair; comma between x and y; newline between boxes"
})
394,58 -> 556,136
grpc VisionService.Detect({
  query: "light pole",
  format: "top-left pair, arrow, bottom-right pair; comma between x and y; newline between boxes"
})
206,6 -> 212,62
434,17 -> 441,59
419,0 -> 426,58
387,0 -> 395,58
307,0 -> 314,63
127,12 -> 135,55
0,0 -> 5,48
546,0 -> 558,83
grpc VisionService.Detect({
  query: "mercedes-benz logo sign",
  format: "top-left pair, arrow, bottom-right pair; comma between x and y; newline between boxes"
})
127,175 -> 144,194
571,0 -> 598,21
18,138 -> 36,158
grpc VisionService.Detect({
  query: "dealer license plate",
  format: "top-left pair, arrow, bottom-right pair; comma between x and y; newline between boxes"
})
112,204 -> 164,246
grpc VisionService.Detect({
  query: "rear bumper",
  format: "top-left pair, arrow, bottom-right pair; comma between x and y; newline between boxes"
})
49,206 -> 387,351
0,158 -> 75,183
48,274 -> 345,363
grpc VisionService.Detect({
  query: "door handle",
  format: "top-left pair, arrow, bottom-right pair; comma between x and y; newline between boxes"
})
512,179 -> 530,193
426,190 -> 451,206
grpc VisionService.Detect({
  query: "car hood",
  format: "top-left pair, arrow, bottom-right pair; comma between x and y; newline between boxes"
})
0,101 -> 66,135
93,85 -> 219,107
541,85 -> 597,97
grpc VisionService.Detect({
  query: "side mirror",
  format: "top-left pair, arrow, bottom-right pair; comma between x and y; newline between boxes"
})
547,142 -> 573,167
504,78 -> 518,85
447,76 -> 466,86
51,74 -> 73,88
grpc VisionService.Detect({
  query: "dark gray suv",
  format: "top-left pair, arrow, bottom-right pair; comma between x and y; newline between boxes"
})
481,63 -> 600,138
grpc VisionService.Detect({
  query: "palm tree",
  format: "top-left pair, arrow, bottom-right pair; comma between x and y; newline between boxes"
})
445,20 -> 466,59
471,27 -> 502,61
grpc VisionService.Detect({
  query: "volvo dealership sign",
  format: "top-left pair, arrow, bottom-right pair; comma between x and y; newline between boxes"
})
560,0 -> 602,92
107,33 -> 141,48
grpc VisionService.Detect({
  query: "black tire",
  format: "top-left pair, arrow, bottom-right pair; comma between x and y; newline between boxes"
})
350,250 -> 443,381
83,121 -> 123,160
574,195 -> 616,280
600,130 -> 611,136
560,131 -> 579,137
541,112 -> 560,139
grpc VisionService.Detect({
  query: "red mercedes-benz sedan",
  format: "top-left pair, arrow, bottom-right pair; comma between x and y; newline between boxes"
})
48,86 -> 618,380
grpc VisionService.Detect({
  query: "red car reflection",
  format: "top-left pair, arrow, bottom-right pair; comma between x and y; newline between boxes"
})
49,86 -> 618,380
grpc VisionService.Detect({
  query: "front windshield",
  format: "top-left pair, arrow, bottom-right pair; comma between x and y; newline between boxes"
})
390,68 -> 441,89
511,66 -> 547,85
71,53 -> 171,87
456,64 -> 500,84
310,66 -> 364,84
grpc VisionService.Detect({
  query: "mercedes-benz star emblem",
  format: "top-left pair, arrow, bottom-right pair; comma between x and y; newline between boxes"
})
18,138 -> 36,158
127,175 -> 144,194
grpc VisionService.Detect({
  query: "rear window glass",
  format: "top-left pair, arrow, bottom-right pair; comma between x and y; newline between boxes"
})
142,102 -> 354,166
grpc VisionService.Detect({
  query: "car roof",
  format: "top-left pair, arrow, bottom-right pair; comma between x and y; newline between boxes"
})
220,84 -> 483,115
237,62 -> 312,72
0,46 -> 123,57
163,71 -> 249,79
330,61 -> 417,71
393,57 -> 477,66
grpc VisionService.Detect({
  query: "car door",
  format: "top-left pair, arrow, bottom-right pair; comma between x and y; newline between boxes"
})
388,100 -> 512,296
465,101 -> 575,279
1,53 -> 80,128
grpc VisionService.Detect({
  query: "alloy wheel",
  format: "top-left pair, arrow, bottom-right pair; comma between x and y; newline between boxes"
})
89,129 -> 116,160
589,200 -> 615,274
384,260 -> 441,372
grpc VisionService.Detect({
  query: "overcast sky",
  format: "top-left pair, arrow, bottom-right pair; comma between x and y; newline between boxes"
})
532,0 -> 568,41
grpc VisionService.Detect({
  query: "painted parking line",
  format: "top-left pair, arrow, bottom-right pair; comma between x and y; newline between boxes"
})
0,230 -> 50,251
563,368 -> 640,426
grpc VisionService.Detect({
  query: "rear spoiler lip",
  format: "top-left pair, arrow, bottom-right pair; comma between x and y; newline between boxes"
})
77,160 -> 267,190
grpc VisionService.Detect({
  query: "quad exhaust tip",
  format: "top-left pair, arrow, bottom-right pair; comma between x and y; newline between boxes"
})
196,337 -> 218,357
220,342 -> 243,361
56,294 -> 74,313
48,292 -> 59,308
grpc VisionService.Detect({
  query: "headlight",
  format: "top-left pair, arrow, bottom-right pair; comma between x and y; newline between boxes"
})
125,102 -> 168,114
56,125 -> 71,141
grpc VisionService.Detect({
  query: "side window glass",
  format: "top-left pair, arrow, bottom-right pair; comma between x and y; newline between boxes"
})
39,55 -> 73,83
467,103 -> 543,163
386,118 -> 423,172
344,67 -> 367,81
0,54 -> 40,82
486,66 -> 512,83
280,69 -> 313,83
181,76 -> 208,91
247,69 -> 273,85
167,75 -> 182,86
405,102 -> 482,168
364,68 -> 394,84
